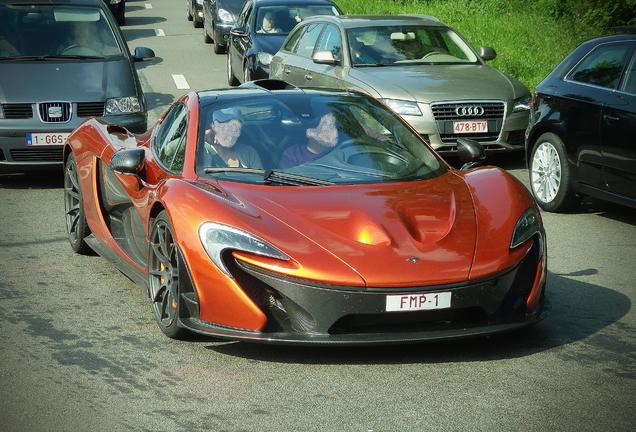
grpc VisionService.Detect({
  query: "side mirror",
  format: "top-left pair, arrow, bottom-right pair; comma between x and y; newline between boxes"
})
313,50 -> 338,65
110,148 -> 145,175
457,138 -> 485,170
133,47 -> 156,62
230,27 -> 247,37
479,46 -> 496,61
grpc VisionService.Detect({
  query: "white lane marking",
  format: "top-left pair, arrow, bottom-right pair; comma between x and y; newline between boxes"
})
145,3 -> 153,9
171,74 -> 190,90
154,29 -> 165,37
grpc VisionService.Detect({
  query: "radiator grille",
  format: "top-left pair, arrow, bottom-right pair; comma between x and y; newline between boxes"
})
431,101 -> 505,143
38,102 -> 71,123
11,148 -> 64,162
77,102 -> 105,117
2,103 -> 33,119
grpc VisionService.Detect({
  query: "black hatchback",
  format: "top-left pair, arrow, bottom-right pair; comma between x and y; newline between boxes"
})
526,33 -> 636,211
0,0 -> 154,173
226,0 -> 340,86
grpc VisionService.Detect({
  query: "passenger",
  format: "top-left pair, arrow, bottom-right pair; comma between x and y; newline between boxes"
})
258,12 -> 282,34
279,113 -> 338,168
202,107 -> 263,169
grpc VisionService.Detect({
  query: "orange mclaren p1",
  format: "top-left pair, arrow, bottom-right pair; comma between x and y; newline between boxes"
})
63,80 -> 546,344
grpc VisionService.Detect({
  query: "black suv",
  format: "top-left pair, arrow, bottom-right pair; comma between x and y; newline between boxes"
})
526,34 -> 636,211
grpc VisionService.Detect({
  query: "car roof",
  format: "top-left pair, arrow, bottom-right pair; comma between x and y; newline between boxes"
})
197,85 -> 355,104
302,14 -> 446,28
582,33 -> 636,45
2,0 -> 103,5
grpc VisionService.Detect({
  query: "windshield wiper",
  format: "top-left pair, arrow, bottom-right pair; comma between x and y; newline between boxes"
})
0,55 -> 105,61
203,167 -> 334,186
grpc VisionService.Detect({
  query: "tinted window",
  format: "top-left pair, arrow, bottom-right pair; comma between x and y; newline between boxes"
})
196,93 -> 445,184
316,25 -> 342,61
283,25 -> 305,52
295,23 -> 324,58
155,104 -> 188,173
570,44 -> 632,89
254,5 -> 338,35
346,26 -> 478,67
0,5 -> 122,58
621,51 -> 636,95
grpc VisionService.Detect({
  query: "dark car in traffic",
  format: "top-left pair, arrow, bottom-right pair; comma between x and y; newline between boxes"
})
203,0 -> 246,54
0,0 -> 154,173
105,0 -> 125,25
226,0 -> 340,85
186,0 -> 204,28
526,33 -> 636,211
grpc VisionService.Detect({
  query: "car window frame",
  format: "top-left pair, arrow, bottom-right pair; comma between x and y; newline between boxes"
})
152,102 -> 189,175
283,24 -> 307,53
294,22 -> 325,59
618,44 -> 636,96
315,23 -> 343,63
564,41 -> 636,93
236,0 -> 252,30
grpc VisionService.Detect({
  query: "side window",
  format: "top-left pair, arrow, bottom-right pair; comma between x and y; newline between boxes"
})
237,2 -> 251,28
316,25 -> 342,61
284,25 -> 306,52
569,44 -> 632,89
295,23 -> 324,58
154,104 -> 188,173
620,50 -> 636,95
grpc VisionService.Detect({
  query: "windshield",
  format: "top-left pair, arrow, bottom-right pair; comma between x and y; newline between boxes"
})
347,25 -> 478,67
254,5 -> 339,35
196,93 -> 446,185
220,0 -> 246,17
0,5 -> 122,59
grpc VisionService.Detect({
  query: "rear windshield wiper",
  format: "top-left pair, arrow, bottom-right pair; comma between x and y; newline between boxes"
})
203,168 -> 334,186
0,55 -> 105,61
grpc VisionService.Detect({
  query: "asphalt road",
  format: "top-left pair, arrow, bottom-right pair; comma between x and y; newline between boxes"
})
1,1 -> 635,431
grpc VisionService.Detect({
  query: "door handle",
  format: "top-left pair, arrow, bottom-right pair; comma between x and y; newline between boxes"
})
305,74 -> 313,81
603,114 -> 620,123
283,68 -> 291,75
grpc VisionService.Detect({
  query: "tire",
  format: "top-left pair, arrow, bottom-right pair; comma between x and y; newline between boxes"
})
227,53 -> 239,86
147,211 -> 191,339
529,132 -> 580,212
64,153 -> 92,255
213,40 -> 226,54
194,16 -> 203,28
203,27 -> 212,44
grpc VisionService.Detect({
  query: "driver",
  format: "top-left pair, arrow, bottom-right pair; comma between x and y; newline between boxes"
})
57,20 -> 116,56
258,12 -> 282,34
279,112 -> 338,168
202,107 -> 263,169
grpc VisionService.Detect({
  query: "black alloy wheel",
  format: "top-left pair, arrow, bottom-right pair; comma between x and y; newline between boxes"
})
64,153 -> 92,255
148,211 -> 190,339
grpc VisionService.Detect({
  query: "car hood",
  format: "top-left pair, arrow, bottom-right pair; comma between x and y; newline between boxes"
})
350,64 -> 526,103
219,171 -> 477,287
254,35 -> 287,55
0,58 -> 138,103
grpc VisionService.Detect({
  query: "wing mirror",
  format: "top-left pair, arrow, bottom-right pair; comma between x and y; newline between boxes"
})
230,27 -> 247,37
133,46 -> 156,62
110,148 -> 145,175
457,138 -> 486,170
313,50 -> 338,65
479,46 -> 496,61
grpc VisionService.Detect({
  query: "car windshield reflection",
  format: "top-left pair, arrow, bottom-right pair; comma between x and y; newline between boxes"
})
196,93 -> 446,184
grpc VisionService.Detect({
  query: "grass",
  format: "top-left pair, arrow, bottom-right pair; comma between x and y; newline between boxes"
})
334,0 -> 604,90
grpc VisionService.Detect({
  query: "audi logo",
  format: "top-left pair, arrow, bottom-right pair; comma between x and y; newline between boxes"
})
455,106 -> 485,116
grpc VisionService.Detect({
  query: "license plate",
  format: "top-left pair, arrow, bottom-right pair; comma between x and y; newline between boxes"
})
386,292 -> 452,312
453,120 -> 488,134
26,132 -> 70,146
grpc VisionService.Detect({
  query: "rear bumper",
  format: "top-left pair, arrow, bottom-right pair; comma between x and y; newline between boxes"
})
0,112 -> 146,173
181,236 -> 547,345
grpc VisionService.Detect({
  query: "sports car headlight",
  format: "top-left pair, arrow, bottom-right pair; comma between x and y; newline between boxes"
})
199,222 -> 290,276
257,52 -> 273,66
512,95 -> 531,112
510,208 -> 540,249
105,97 -> 142,115
381,99 -> 422,116
217,8 -> 234,23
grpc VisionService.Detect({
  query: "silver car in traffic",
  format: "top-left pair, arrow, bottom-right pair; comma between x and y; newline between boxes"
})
270,15 -> 531,153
